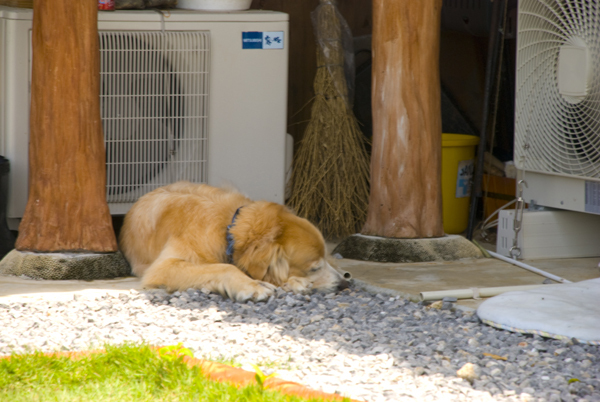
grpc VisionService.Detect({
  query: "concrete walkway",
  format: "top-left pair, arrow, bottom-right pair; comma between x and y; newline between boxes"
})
337,254 -> 600,309
1,247 -> 598,310
0,275 -> 142,303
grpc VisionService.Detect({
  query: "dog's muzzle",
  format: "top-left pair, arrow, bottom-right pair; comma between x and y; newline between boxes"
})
337,271 -> 352,291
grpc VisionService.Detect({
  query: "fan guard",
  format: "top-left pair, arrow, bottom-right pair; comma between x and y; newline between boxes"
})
99,31 -> 210,204
515,0 -> 600,180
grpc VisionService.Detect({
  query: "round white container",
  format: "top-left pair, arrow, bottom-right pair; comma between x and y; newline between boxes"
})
177,0 -> 252,11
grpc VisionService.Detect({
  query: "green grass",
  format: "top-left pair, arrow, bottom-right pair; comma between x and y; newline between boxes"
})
0,343 -> 341,402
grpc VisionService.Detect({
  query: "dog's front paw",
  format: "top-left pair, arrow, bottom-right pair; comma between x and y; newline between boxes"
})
233,280 -> 276,302
282,277 -> 312,294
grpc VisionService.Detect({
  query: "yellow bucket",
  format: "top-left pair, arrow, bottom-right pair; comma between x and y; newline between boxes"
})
441,133 -> 480,234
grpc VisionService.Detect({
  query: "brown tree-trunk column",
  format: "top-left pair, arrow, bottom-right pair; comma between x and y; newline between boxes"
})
15,0 -> 117,252
362,0 -> 444,239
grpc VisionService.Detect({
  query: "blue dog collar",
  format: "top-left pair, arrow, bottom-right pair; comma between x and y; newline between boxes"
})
225,207 -> 243,264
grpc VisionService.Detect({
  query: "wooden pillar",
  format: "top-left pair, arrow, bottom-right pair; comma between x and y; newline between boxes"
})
361,0 -> 444,239
15,0 -> 117,252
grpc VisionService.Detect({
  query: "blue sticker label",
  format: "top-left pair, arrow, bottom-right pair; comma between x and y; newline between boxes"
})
242,31 -> 284,49
455,159 -> 475,198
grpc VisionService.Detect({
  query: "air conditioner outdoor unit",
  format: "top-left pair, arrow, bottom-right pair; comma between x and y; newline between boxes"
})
514,0 -> 600,215
0,6 -> 289,226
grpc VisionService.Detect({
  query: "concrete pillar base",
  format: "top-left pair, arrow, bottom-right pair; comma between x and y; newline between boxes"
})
333,234 -> 483,263
0,249 -> 131,280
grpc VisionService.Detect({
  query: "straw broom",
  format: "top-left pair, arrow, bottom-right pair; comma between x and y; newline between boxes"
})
287,0 -> 370,238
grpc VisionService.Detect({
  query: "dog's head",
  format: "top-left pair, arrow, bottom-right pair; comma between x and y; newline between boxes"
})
232,202 -> 350,294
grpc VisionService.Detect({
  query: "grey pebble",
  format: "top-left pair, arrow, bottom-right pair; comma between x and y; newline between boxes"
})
0,286 -> 598,402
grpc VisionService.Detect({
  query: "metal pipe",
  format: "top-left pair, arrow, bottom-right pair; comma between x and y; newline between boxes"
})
487,250 -> 572,284
420,284 -> 548,301
466,0 -> 508,240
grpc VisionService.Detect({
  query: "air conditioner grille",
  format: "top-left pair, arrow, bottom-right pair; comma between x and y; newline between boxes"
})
515,0 -> 600,181
99,31 -> 210,203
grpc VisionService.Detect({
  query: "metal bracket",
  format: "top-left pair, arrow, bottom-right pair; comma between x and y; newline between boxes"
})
509,180 -> 527,259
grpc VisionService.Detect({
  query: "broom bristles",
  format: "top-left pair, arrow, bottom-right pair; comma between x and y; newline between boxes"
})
287,2 -> 370,238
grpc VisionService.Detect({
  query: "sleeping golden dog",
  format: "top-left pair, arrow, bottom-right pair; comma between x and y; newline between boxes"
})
119,182 -> 350,302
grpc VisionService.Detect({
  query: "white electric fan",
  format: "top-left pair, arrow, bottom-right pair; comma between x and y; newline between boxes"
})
515,0 -> 600,214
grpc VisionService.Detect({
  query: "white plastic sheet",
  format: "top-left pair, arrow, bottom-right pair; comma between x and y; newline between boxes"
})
477,278 -> 600,345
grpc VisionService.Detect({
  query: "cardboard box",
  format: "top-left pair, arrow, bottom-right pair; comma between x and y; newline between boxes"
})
0,1 -> 32,8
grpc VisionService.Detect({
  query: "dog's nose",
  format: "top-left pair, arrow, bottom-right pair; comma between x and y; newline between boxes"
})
337,278 -> 350,291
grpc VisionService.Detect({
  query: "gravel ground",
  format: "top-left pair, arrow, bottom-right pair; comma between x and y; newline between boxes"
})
0,285 -> 598,402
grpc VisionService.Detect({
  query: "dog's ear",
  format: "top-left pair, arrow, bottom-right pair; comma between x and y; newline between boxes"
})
237,242 -> 289,286
263,244 -> 289,286
233,202 -> 290,285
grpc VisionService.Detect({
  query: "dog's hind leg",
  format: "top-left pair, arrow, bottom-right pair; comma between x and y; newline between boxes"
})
142,258 -> 276,302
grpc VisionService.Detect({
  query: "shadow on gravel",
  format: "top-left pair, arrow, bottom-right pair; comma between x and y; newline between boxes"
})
138,284 -> 599,402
